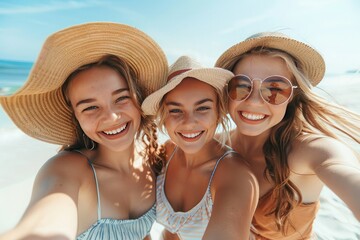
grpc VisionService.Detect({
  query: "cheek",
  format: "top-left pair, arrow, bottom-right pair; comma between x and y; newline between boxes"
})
271,105 -> 288,122
74,112 -> 97,133
210,112 -> 219,124
130,108 -> 142,130
77,119 -> 94,136
198,112 -> 219,129
228,100 -> 239,118
164,116 -> 177,130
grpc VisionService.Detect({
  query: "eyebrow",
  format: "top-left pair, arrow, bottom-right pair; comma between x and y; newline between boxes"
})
75,88 -> 129,107
113,88 -> 129,95
165,98 -> 214,107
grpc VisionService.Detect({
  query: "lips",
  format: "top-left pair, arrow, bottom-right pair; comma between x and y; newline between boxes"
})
178,131 -> 204,141
241,111 -> 266,120
180,131 -> 202,138
102,122 -> 128,135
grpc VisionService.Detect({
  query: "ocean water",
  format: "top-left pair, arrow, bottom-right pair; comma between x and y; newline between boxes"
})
0,60 -> 32,128
0,60 -> 359,238
0,59 -> 33,95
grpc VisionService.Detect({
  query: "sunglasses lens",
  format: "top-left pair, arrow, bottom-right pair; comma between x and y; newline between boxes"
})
261,76 -> 293,104
227,75 -> 252,101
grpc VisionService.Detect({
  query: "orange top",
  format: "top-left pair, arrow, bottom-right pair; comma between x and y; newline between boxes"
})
251,189 -> 319,240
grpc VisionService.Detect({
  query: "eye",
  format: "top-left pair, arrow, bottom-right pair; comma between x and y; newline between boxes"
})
82,106 -> 98,112
115,95 -> 130,103
197,106 -> 211,111
169,108 -> 182,114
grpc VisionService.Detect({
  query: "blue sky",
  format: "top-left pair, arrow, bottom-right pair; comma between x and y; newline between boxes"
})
0,0 -> 359,74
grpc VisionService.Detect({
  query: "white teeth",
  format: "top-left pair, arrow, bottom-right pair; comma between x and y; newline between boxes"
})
103,123 -> 127,135
180,132 -> 202,138
241,112 -> 265,120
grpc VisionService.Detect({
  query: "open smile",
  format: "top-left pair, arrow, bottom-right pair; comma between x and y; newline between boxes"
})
239,111 -> 268,123
102,122 -> 129,135
178,131 -> 204,141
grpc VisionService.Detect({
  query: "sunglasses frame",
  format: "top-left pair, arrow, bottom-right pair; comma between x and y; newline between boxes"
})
226,74 -> 298,105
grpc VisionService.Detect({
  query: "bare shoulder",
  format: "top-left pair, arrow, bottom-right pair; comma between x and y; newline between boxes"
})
37,150 -> 91,180
163,140 -> 177,161
215,151 -> 258,186
30,150 -> 92,203
289,134 -> 359,173
210,150 -> 259,211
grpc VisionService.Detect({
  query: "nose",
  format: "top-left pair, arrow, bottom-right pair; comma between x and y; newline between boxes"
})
102,106 -> 121,122
182,112 -> 197,127
245,80 -> 263,104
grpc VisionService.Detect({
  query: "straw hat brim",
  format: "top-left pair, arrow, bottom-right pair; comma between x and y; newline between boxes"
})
215,35 -> 325,86
142,68 -> 234,115
0,22 -> 168,145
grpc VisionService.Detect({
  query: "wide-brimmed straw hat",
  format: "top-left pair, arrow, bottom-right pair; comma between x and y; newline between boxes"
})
215,32 -> 325,86
142,55 -> 234,115
0,22 -> 168,145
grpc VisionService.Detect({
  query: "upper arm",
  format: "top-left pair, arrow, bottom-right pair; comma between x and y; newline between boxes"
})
203,156 -> 259,239
4,152 -> 83,239
304,137 -> 360,220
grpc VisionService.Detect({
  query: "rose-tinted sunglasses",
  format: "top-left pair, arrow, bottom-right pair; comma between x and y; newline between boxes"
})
227,74 -> 298,105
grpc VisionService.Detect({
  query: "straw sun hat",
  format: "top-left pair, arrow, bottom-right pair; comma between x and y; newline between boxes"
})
215,32 -> 325,86
0,22 -> 168,145
141,56 -> 234,115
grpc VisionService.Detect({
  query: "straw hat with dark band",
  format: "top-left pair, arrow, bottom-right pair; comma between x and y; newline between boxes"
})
215,32 -> 325,86
0,22 -> 168,145
142,55 -> 234,115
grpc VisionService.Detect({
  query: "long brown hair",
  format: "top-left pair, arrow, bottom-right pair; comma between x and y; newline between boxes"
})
233,48 -> 360,233
61,54 -> 164,174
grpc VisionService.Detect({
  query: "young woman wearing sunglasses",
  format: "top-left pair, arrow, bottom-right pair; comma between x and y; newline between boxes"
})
216,32 -> 360,240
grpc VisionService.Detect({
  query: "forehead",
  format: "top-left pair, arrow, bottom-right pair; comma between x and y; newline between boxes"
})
69,66 -> 127,90
233,54 -> 292,80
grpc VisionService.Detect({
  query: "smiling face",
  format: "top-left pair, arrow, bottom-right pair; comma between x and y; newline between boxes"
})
228,54 -> 293,137
163,78 -> 219,154
67,66 -> 141,152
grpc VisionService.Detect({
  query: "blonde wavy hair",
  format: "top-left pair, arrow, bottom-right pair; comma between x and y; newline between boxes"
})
61,54 -> 164,174
231,47 -> 360,234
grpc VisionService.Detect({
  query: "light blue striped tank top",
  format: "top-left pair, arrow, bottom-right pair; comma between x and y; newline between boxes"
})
156,147 -> 234,240
76,152 -> 156,240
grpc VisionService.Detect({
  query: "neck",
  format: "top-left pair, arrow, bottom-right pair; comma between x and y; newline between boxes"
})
180,139 -> 225,168
93,142 -> 139,172
229,129 -> 269,161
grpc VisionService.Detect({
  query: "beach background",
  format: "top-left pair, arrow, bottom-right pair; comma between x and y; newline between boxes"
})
0,60 -> 360,239
1,0 -> 360,239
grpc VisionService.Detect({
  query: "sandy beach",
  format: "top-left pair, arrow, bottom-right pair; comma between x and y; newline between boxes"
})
0,73 -> 360,239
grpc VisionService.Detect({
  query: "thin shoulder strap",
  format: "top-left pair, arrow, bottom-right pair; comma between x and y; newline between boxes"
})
73,150 -> 102,220
165,145 -> 178,170
208,150 -> 236,187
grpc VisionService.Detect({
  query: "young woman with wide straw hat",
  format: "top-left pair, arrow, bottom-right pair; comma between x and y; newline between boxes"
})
0,22 -> 167,240
215,32 -> 360,239
142,56 -> 259,240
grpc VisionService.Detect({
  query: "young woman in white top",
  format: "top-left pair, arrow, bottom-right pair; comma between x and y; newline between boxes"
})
142,55 -> 259,240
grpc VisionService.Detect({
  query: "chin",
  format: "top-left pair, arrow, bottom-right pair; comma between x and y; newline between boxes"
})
178,144 -> 204,155
236,126 -> 269,137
